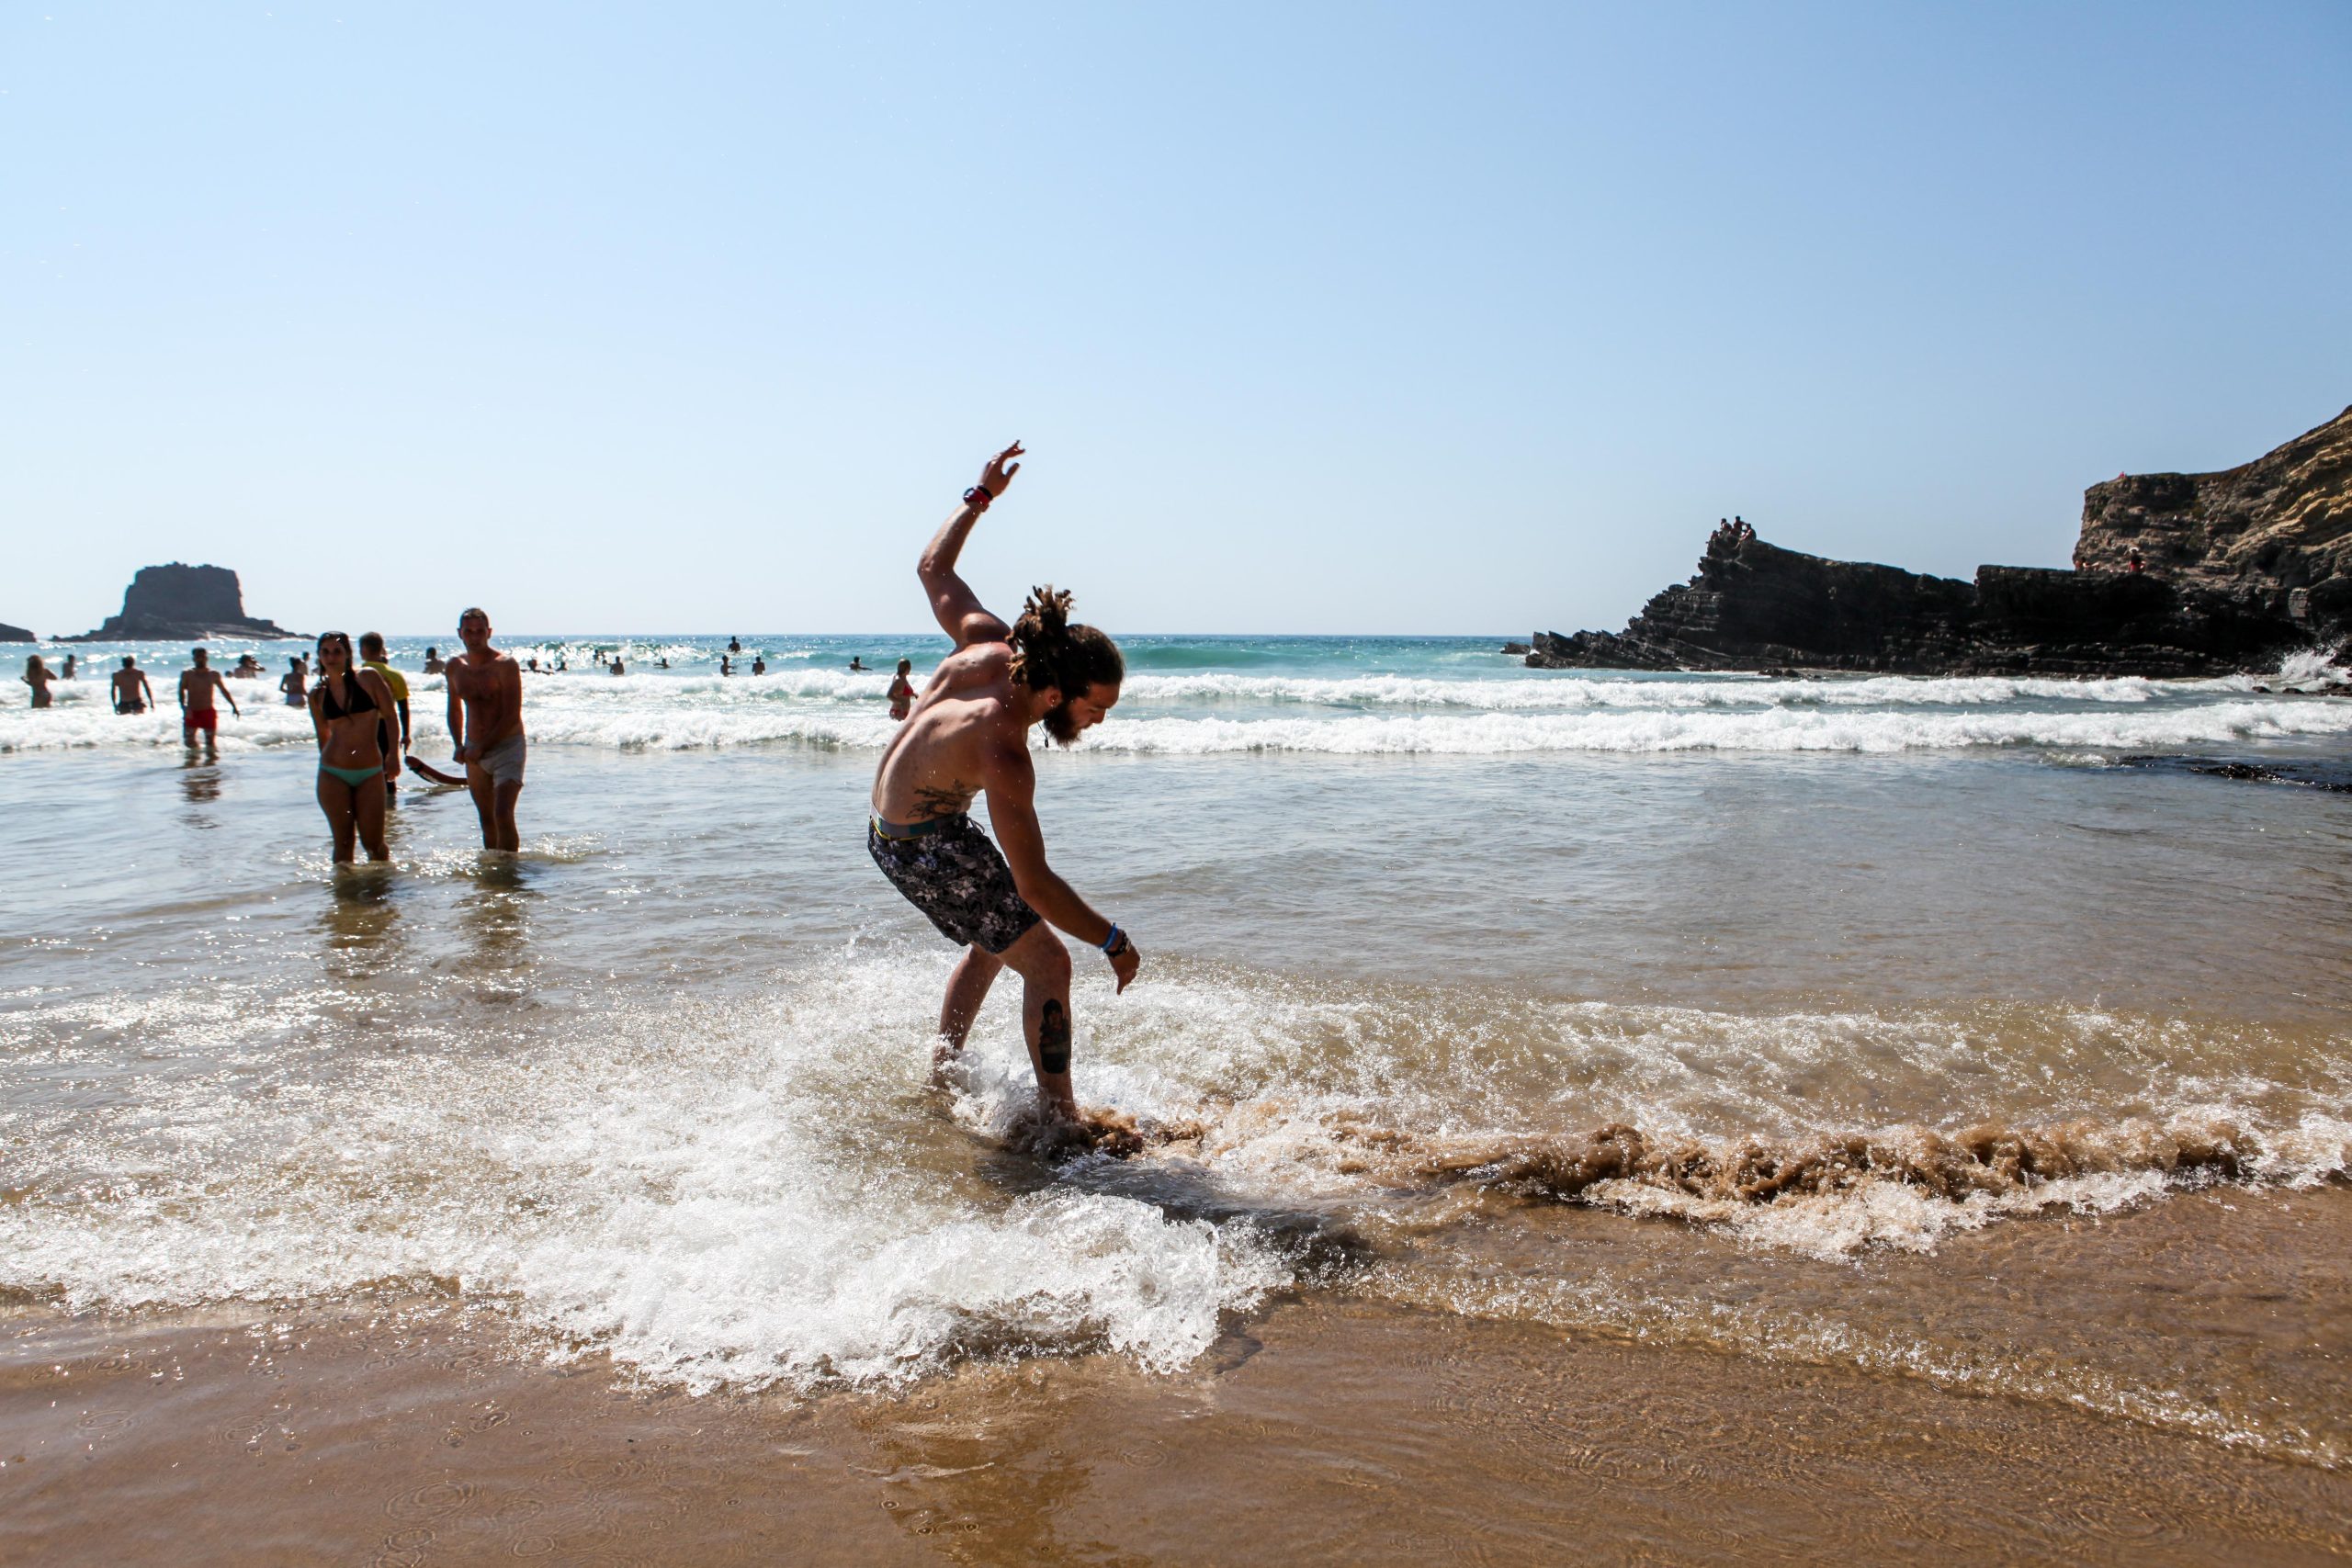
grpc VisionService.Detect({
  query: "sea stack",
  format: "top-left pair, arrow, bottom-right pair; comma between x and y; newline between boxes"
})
62,564 -> 302,643
1526,405 -> 2351,677
0,620 -> 33,642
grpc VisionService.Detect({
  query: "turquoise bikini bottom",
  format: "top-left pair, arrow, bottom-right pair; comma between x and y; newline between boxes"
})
319,762 -> 383,787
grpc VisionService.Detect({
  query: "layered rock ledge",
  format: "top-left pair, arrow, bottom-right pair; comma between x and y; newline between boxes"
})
1530,406 -> 2350,676
61,563 -> 301,643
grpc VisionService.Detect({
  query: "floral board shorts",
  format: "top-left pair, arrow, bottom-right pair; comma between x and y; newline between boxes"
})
867,814 -> 1042,954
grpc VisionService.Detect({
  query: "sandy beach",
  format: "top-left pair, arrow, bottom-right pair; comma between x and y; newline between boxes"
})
5,638 -> 2349,1562
10,1187 -> 2350,1567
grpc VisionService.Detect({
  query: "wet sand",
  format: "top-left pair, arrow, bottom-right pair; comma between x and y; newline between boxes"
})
9,1190 -> 2349,1566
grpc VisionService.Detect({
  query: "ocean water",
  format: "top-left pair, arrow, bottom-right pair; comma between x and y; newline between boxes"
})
4,634 -> 2349,1464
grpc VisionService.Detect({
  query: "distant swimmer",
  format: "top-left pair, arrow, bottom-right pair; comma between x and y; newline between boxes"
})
445,606 -> 526,852
177,647 -> 240,753
422,646 -> 446,674
611,655 -> 627,675
657,657 -> 670,670
526,656 -> 540,672
281,655 -> 309,707
60,653 -> 76,681
849,656 -> 868,671
359,633 -> 412,807
888,658 -> 915,721
868,443 -> 1138,1131
232,652 -> 264,679
728,637 -> 741,654
720,655 -> 732,676
750,656 -> 764,675
112,656 -> 155,715
22,655 -> 58,708
307,631 -> 399,863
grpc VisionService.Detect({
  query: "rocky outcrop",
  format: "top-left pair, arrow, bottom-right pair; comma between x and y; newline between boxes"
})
0,621 -> 32,642
62,564 -> 300,643
2075,405 -> 2351,630
1530,407 -> 2350,676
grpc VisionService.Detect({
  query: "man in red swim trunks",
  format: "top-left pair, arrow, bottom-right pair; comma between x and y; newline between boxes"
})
177,647 -> 240,754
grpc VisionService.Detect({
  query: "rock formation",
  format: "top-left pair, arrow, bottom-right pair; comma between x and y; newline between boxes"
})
62,564 -> 300,644
1530,406 -> 2350,676
0,621 -> 32,643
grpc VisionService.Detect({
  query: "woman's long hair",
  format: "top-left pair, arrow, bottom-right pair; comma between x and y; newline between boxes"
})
24,655 -> 45,680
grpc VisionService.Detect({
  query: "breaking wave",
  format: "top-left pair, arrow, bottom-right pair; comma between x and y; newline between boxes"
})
6,671 -> 2348,756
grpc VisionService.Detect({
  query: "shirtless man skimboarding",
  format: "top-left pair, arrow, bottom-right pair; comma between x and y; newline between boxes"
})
445,607 -> 526,851
867,443 -> 1138,1126
177,647 -> 240,752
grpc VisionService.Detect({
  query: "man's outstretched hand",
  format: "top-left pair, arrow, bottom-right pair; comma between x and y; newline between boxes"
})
978,441 -> 1023,499
1109,936 -> 1140,995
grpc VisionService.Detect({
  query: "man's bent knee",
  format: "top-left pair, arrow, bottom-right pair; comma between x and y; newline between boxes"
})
1002,924 -> 1070,989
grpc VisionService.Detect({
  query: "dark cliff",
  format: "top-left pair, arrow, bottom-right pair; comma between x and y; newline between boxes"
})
0,621 -> 33,643
62,564 -> 300,643
1530,407 -> 2350,676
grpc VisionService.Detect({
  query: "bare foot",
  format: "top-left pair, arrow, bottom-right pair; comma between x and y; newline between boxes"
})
1007,1103 -> 1148,1163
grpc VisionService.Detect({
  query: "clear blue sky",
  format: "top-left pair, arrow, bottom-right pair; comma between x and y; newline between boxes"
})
6,1 -> 2346,637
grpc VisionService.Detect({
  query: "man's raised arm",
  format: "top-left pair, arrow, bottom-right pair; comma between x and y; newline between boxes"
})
920,442 -> 1023,649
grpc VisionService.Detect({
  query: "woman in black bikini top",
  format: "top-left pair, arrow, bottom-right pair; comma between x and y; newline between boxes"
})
306,630 -> 399,864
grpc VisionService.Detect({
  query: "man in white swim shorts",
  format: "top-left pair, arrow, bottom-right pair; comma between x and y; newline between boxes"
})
445,606 -> 527,852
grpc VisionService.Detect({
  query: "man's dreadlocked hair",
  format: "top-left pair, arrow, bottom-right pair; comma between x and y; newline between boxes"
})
1009,585 -> 1124,708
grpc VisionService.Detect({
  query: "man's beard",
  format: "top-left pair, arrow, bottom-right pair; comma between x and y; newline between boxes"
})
1041,699 -> 1081,746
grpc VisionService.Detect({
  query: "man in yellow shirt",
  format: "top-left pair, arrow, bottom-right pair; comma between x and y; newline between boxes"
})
359,632 -> 413,805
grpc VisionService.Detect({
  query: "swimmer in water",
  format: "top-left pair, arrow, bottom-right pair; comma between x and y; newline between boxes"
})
888,658 -> 915,721
281,655 -> 308,707
22,654 -> 58,708
112,656 -> 156,715
307,631 -> 399,863
867,442 -> 1138,1128
422,646 -> 446,674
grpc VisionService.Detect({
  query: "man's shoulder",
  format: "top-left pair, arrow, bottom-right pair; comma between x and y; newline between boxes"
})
954,640 -> 1014,674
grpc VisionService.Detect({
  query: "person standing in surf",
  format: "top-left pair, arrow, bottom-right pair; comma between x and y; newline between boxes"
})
887,658 -> 916,721
867,442 -> 1139,1127
177,647 -> 240,753
445,607 -> 527,852
111,656 -> 155,715
307,631 -> 399,863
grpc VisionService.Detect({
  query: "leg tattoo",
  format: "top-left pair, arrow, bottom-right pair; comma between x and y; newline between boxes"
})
1037,998 -> 1072,1076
